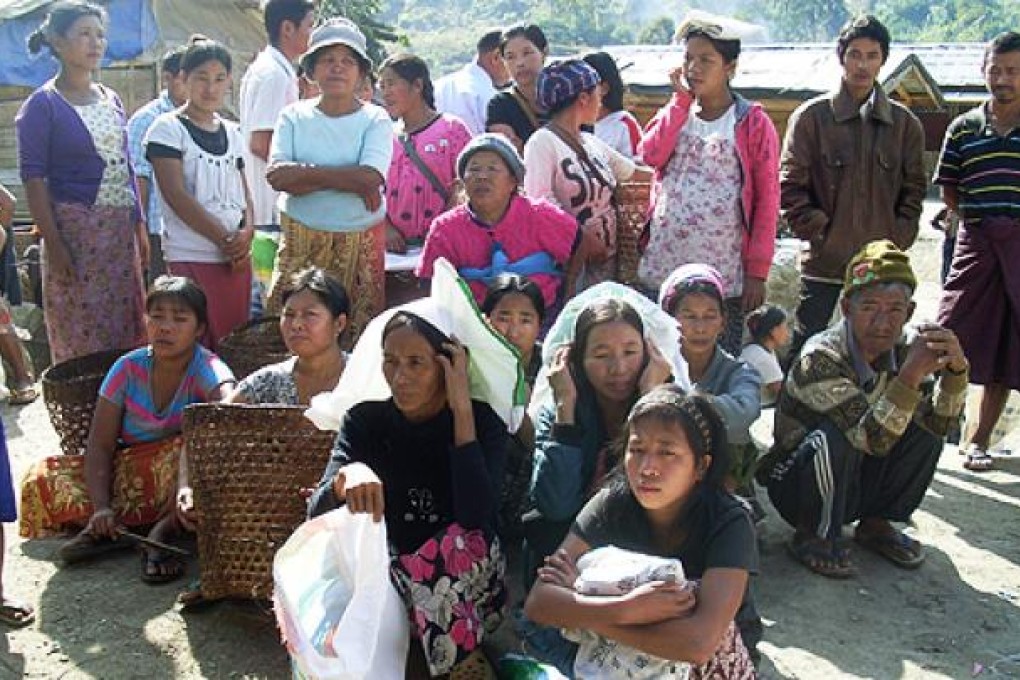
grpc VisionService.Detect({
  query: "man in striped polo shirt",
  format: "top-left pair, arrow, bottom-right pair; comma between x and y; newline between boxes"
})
935,31 -> 1020,472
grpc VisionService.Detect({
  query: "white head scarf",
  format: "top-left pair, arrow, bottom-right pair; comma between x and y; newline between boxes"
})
529,282 -> 691,420
306,258 -> 528,433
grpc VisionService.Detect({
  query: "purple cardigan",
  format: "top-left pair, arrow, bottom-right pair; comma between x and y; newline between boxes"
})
16,82 -> 141,220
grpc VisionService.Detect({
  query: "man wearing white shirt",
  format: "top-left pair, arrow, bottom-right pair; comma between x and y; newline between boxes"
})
239,0 -> 315,231
434,29 -> 510,135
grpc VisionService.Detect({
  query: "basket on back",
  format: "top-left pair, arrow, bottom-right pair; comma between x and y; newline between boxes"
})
184,403 -> 334,601
615,179 -> 652,286
216,317 -> 290,380
41,349 -> 128,456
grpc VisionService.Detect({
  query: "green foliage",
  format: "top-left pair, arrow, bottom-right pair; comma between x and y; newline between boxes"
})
638,17 -> 676,45
319,0 -> 403,64
743,0 -> 850,41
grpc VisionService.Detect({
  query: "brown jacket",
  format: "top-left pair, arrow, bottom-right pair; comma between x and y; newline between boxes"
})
780,81 -> 926,280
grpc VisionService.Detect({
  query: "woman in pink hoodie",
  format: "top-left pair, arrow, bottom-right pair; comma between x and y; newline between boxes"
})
638,16 -> 779,354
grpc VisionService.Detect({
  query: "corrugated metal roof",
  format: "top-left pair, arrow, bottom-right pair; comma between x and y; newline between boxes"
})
606,42 -> 986,96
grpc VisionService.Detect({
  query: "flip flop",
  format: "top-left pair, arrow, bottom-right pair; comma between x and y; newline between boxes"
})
963,448 -> 994,472
57,533 -> 133,565
141,550 -> 185,584
786,533 -> 854,579
0,598 -> 35,628
854,528 -> 925,569
7,385 -> 38,405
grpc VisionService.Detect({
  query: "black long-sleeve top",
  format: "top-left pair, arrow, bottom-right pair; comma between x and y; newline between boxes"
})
308,398 -> 508,554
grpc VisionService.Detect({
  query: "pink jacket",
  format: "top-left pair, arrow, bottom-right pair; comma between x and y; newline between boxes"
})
639,91 -> 780,281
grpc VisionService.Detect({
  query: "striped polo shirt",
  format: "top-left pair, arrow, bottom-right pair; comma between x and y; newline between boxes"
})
934,103 -> 1020,224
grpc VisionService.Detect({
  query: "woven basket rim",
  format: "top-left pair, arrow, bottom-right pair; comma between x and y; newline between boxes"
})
41,348 -> 132,386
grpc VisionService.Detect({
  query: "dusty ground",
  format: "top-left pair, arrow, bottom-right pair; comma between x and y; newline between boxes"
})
2,210 -> 1020,679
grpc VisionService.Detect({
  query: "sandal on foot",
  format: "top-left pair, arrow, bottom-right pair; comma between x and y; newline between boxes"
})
141,550 -> 185,584
963,446 -> 994,472
7,384 -> 38,405
57,533 -> 132,565
786,534 -> 854,579
854,527 -> 924,569
0,598 -> 35,628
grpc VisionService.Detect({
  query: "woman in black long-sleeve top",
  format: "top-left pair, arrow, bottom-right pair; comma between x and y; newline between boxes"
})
308,310 -> 508,677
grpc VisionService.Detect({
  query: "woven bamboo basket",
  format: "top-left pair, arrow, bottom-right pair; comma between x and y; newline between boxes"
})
216,317 -> 290,380
184,404 -> 334,601
41,349 -> 128,456
615,179 -> 652,285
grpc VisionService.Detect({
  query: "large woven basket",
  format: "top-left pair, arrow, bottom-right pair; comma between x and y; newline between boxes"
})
184,404 -> 334,601
41,349 -> 128,456
615,179 -> 652,285
216,317 -> 290,380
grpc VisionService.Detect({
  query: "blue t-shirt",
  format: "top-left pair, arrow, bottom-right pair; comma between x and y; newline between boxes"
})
270,99 -> 393,232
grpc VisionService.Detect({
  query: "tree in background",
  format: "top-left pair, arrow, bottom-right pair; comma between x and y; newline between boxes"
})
638,17 -> 676,45
744,0 -> 849,41
319,0 -> 402,64
873,0 -> 1020,42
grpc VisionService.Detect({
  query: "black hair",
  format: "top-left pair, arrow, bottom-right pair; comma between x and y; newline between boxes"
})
264,0 -> 314,46
146,276 -> 208,328
571,298 -> 645,388
379,53 -> 435,109
600,387 -> 731,546
500,23 -> 549,56
382,312 -> 451,357
180,35 -> 232,75
663,280 -> 724,318
481,273 -> 546,322
281,267 -> 350,319
745,304 -> 787,345
985,31 -> 1020,67
477,28 -> 504,55
683,30 -> 741,64
583,51 -> 626,112
836,14 -> 891,65
27,1 -> 106,56
161,45 -> 187,75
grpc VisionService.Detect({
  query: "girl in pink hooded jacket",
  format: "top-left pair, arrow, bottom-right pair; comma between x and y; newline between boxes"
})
638,16 -> 779,354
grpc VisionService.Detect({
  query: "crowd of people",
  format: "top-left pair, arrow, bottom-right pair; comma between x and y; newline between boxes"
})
1,0 -> 1018,678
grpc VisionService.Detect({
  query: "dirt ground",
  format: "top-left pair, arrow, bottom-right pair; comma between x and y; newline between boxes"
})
2,211 -> 1020,679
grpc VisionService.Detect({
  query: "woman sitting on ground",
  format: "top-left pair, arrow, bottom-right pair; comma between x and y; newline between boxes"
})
307,303 -> 510,677
225,268 -> 348,406
525,387 -> 758,679
20,277 -> 234,584
416,133 -> 578,310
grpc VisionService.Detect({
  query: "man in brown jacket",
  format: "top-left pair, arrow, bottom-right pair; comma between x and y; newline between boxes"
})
781,15 -> 926,359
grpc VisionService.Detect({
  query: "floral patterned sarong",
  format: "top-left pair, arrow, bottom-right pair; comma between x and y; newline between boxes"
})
18,437 -> 181,538
390,523 -> 506,677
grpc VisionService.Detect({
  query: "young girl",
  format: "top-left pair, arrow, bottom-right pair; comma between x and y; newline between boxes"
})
524,386 -> 757,678
740,304 -> 789,406
486,23 -> 550,153
379,54 -> 471,254
17,0 -> 146,364
147,36 -> 254,350
20,277 -> 234,583
523,59 -> 650,290
659,264 -> 761,496
266,18 -> 393,346
638,14 -> 779,354
583,51 -> 642,158
482,273 -> 545,535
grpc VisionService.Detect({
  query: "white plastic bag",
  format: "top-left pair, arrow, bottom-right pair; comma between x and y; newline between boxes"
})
273,505 -> 410,679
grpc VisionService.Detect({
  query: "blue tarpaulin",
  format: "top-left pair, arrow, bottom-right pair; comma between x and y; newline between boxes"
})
0,0 -> 158,87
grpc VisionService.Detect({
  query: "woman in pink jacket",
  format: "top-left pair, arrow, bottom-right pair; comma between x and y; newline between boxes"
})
638,16 -> 779,354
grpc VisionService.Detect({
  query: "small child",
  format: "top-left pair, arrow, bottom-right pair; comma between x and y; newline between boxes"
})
1,419 -> 34,627
740,305 -> 789,407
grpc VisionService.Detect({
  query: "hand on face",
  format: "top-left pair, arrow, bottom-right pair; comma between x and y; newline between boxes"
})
638,340 -> 672,395
548,344 -> 578,406
436,336 -> 472,412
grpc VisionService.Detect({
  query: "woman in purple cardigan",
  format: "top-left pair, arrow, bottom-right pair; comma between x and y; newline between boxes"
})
16,1 -> 146,364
